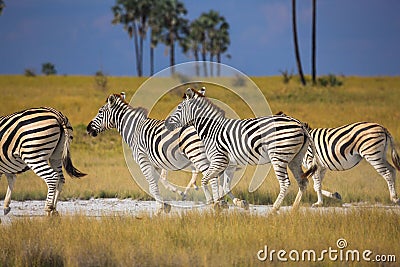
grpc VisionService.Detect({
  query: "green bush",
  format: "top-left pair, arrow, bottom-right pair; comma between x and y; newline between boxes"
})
318,74 -> 343,87
24,68 -> 36,77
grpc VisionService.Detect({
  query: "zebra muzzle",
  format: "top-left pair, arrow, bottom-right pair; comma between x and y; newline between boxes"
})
86,122 -> 98,137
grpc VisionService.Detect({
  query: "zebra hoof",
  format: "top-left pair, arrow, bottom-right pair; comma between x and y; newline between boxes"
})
51,210 -> 60,216
163,203 -> 172,214
333,192 -> 342,200
233,199 -> 249,210
239,200 -> 250,210
4,207 -> 11,215
311,202 -> 323,208
213,200 -> 228,211
46,210 -> 59,216
392,198 -> 400,205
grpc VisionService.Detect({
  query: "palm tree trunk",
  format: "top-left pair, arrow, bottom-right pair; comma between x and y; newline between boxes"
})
194,49 -> 200,76
139,34 -> 144,77
202,41 -> 208,76
209,53 -> 214,76
150,46 -> 154,76
217,52 -> 221,76
132,23 -> 142,77
170,32 -> 175,74
292,0 -> 306,85
312,0 -> 317,85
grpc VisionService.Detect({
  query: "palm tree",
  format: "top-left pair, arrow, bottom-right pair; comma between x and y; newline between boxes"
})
311,0 -> 317,85
149,25 -> 161,76
155,0 -> 188,74
148,2 -> 163,76
205,11 -> 230,75
208,13 -> 230,76
292,0 -> 306,85
0,0 -> 5,15
190,10 -> 230,76
181,19 -> 206,76
112,0 -> 152,77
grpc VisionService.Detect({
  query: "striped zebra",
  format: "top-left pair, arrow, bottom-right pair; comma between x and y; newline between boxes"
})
165,88 -> 319,211
301,121 -> 400,206
0,107 -> 86,216
86,93 -> 248,213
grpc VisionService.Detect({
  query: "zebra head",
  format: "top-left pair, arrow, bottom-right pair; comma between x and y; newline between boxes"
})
165,87 -> 204,131
87,93 -> 126,137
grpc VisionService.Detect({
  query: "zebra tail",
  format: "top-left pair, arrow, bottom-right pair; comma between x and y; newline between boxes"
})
385,128 -> 400,171
301,123 -> 318,179
61,121 -> 87,178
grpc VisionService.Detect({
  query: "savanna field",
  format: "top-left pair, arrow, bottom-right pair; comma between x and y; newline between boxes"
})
1,75 -> 400,266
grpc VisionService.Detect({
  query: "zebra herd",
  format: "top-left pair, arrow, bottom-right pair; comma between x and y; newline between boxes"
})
1,87 -> 400,216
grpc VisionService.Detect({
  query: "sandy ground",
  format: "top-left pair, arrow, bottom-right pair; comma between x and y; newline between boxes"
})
1,198 -> 399,225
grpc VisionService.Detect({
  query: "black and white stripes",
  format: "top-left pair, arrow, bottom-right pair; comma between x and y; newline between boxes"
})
87,93 -> 213,213
165,88 -> 318,211
302,122 -> 400,205
0,107 -> 85,215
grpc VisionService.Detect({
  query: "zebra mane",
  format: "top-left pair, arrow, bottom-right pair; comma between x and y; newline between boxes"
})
109,93 -> 149,118
274,110 -> 312,130
182,87 -> 205,99
303,122 -> 312,131
186,88 -> 226,118
132,106 -> 149,118
198,94 -> 226,117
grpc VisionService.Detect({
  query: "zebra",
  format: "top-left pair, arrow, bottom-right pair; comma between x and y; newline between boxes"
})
0,107 -> 86,216
165,88 -> 319,211
159,168 -> 199,199
301,121 -> 400,206
86,93 -> 248,213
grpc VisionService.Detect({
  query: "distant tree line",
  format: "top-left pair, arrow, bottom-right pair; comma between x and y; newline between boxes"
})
24,62 -> 57,77
111,0 -> 231,76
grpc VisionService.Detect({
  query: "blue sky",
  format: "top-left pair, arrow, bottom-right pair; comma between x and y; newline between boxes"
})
0,0 -> 399,76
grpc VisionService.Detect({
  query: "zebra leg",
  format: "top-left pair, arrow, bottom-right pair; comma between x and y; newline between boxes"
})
182,169 -> 200,200
202,168 -> 228,209
321,190 -> 342,200
363,148 -> 400,204
4,174 -> 16,215
367,157 -> 399,204
201,175 -> 214,205
270,161 -> 291,211
288,159 -> 309,211
138,159 -> 171,214
221,166 -> 249,210
311,168 -> 326,207
24,159 -> 60,216
50,158 -> 65,216
158,169 -> 185,198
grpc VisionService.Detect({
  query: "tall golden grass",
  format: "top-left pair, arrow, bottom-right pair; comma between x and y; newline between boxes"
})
0,75 -> 399,205
1,75 -> 399,266
1,209 -> 399,266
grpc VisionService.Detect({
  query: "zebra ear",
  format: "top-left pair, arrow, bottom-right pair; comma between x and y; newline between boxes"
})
108,95 -> 117,107
121,92 -> 126,100
185,88 -> 195,99
199,87 -> 206,96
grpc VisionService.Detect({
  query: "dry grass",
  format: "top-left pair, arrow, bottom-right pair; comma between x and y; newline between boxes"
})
0,75 -> 399,205
1,75 -> 400,266
1,209 -> 399,266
